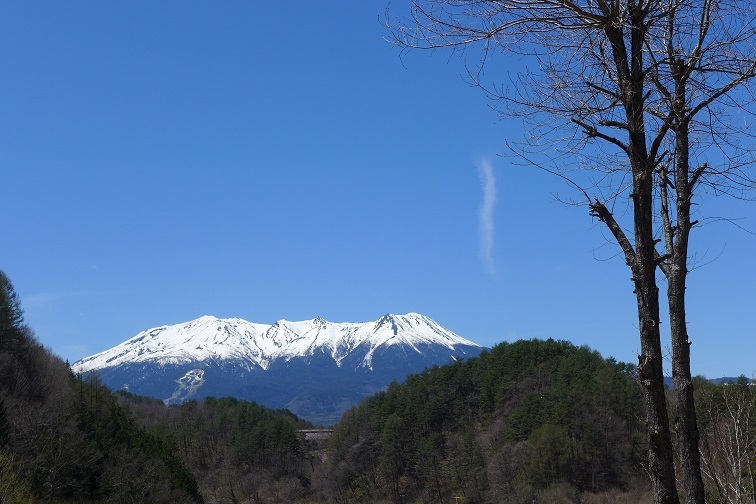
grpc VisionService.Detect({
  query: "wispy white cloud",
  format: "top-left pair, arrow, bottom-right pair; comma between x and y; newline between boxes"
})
477,158 -> 497,276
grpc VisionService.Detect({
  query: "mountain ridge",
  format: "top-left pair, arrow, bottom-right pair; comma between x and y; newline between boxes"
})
73,312 -> 479,372
72,312 -> 484,425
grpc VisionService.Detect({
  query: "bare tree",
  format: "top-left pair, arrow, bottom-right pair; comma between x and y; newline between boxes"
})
698,377 -> 756,503
388,1 -> 756,503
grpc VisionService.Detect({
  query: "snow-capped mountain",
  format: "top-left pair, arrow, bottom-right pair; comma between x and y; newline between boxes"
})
73,313 -> 483,425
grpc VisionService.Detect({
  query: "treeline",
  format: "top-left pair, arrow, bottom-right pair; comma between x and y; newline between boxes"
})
319,342 -> 756,504
0,335 -> 320,504
1,269 -> 754,503
322,339 -> 649,503
0,274 -> 202,503
0,341 -> 202,502
119,393 -> 316,502
695,375 -> 756,504
0,270 -> 317,503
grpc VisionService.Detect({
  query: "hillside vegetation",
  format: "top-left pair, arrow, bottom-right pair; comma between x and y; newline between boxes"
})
322,339 -> 650,503
1,270 -> 754,503
0,270 -> 314,503
119,393 -> 315,502
0,333 -> 202,502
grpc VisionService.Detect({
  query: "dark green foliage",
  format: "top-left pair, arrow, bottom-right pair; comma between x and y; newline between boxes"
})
0,272 -> 202,503
1,359 -> 203,502
326,338 -> 646,503
0,355 -> 203,502
0,273 -> 667,502
120,394 -> 315,502
71,374 -> 202,502
0,270 -> 26,351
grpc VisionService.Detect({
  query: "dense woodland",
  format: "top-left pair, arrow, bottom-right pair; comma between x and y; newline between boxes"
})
1,271 -> 754,503
0,337 -> 201,501
323,340 -> 650,503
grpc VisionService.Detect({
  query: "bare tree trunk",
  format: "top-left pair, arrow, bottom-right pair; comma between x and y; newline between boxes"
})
614,12 -> 680,499
633,178 -> 680,504
635,286 -> 679,504
669,265 -> 705,504
389,1 -> 756,502
669,185 -> 705,504
664,69 -> 706,504
591,183 -> 679,503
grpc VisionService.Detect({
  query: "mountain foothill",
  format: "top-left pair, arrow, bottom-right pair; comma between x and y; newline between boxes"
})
0,270 -> 753,503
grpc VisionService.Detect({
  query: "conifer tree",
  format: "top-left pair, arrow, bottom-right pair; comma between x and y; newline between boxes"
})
0,271 -> 25,350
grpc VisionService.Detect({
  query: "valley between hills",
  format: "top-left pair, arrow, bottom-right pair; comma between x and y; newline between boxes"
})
1,274 -> 753,503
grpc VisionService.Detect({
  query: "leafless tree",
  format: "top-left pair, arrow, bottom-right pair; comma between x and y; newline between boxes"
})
698,378 -> 756,503
388,1 -> 756,503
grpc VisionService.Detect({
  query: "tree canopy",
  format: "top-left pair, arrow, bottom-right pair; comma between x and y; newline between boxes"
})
0,270 -> 25,350
325,339 -> 647,502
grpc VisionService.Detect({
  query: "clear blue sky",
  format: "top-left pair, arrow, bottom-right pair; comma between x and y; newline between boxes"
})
2,2 -> 753,379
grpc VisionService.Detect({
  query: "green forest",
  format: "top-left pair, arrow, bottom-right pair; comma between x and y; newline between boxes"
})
1,271 -> 754,503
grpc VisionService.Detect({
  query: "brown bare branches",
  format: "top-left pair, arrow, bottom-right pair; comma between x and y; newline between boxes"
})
388,1 -> 756,503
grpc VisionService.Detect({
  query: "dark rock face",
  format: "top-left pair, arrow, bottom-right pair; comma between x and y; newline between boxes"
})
91,343 -> 483,426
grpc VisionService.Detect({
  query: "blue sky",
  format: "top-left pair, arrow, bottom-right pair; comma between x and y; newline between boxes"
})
2,2 -> 753,379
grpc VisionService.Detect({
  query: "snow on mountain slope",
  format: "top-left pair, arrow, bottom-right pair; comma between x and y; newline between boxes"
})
72,313 -> 480,374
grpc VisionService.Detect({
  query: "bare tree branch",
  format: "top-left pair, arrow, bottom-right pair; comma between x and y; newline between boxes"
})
388,1 -> 756,502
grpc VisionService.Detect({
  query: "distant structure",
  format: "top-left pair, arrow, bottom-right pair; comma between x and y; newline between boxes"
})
296,429 -> 333,452
296,429 -> 333,441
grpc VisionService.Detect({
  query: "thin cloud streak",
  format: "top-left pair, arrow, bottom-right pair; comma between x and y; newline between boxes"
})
477,158 -> 497,275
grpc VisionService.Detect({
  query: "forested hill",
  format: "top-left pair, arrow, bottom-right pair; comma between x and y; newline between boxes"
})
0,331 -> 204,502
326,338 -> 650,503
0,333 -> 317,503
0,270 -> 314,503
2,268 -> 753,503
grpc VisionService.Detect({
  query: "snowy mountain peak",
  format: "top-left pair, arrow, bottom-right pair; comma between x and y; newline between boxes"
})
72,313 -> 481,374
375,314 -> 398,332
71,313 -> 485,424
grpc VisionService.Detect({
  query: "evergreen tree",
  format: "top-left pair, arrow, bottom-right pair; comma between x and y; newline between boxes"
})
0,271 -> 25,350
